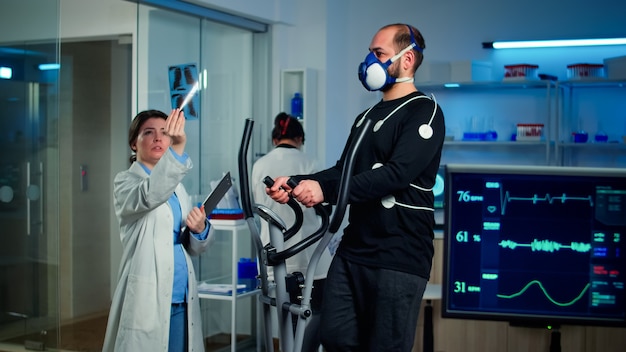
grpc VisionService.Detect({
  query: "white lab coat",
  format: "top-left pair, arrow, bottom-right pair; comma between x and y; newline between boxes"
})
251,146 -> 333,280
103,151 -> 214,352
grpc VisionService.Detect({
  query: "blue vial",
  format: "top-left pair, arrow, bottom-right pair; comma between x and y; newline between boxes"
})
291,92 -> 303,120
237,258 -> 258,291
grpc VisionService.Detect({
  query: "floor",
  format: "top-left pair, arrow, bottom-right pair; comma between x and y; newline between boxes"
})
0,315 -> 107,352
0,316 -> 266,352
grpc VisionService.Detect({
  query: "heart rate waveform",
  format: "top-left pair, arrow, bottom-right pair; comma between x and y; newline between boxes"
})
499,239 -> 592,253
499,189 -> 594,215
497,279 -> 591,307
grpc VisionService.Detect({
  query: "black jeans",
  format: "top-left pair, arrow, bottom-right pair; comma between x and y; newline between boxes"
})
320,256 -> 427,352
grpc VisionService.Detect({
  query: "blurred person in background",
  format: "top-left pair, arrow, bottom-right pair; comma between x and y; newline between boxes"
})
252,112 -> 333,352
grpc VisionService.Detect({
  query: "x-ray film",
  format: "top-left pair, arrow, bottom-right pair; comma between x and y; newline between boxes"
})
168,63 -> 199,119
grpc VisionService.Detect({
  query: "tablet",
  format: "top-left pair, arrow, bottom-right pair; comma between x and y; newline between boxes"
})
184,172 -> 232,234
201,172 -> 232,214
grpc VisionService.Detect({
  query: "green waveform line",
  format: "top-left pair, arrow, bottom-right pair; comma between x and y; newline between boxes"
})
498,239 -> 591,253
500,190 -> 594,215
497,280 -> 591,306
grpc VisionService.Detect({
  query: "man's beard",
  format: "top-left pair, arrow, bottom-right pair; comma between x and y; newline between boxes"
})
381,61 -> 402,92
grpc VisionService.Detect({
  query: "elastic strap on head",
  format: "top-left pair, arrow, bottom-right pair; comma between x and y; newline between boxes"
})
406,24 -> 423,52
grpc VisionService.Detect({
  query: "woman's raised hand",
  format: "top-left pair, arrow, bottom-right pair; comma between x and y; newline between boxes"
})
165,109 -> 186,155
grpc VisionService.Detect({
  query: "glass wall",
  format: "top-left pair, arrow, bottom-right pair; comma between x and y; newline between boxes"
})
136,4 -> 269,194
0,0 -> 61,349
135,2 -> 270,347
0,1 -> 269,350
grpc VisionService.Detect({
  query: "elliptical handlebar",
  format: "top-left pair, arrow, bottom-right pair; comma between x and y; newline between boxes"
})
329,118 -> 372,233
238,119 -> 255,219
262,176 -> 330,265
262,176 -> 304,241
239,116 -> 372,352
237,118 -> 275,352
263,118 -> 372,265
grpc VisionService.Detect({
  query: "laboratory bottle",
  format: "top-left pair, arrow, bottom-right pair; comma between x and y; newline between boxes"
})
291,92 -> 303,120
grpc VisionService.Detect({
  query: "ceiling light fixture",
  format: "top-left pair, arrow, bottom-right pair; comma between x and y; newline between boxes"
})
482,38 -> 626,49
0,66 -> 12,79
38,63 -> 60,71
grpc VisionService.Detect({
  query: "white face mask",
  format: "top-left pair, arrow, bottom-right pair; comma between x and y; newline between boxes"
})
357,25 -> 423,91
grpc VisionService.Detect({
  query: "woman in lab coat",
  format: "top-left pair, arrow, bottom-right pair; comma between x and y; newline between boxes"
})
103,109 -> 214,352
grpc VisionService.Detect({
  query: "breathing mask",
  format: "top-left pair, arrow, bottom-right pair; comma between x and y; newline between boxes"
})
358,25 -> 423,91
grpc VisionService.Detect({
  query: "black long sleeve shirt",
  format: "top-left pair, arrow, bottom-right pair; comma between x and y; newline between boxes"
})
298,91 -> 446,279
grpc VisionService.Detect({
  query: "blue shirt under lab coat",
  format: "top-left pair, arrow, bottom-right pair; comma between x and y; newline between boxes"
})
139,149 -> 209,303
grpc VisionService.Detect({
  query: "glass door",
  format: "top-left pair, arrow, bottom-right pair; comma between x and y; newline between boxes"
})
0,3 -> 60,349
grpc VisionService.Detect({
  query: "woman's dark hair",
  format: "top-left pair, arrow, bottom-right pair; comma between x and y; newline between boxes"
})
271,112 -> 305,143
128,109 -> 168,163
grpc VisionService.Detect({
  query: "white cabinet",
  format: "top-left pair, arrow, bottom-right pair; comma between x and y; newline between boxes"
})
280,68 -> 318,159
419,80 -> 557,166
198,220 -> 260,352
555,79 -> 626,167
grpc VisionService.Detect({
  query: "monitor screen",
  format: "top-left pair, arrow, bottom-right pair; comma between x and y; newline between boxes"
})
434,165 -> 446,209
433,165 -> 446,228
442,164 -> 626,326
